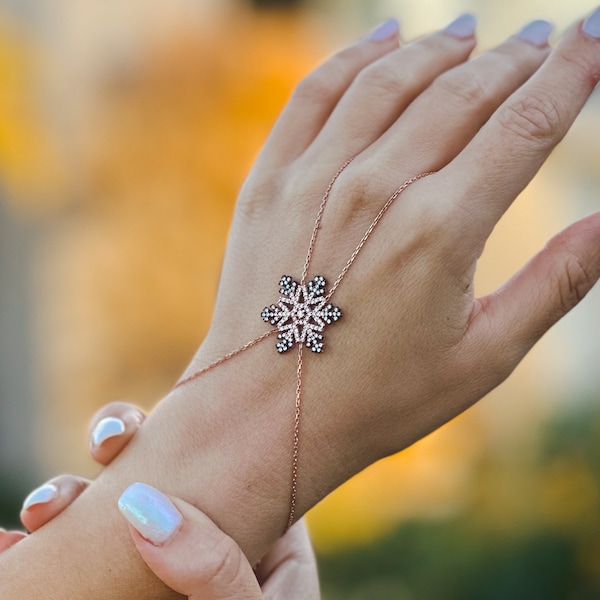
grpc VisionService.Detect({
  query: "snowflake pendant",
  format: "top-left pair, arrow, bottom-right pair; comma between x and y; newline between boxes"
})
261,275 -> 342,354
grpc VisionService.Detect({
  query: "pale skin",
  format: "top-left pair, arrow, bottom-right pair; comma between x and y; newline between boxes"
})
1,11 -> 600,598
0,402 -> 319,599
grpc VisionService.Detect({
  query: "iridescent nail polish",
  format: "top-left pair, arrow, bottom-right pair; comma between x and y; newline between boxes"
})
118,482 -> 182,545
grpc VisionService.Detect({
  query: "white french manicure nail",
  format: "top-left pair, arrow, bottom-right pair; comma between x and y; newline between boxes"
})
22,484 -> 59,511
118,482 -> 182,545
92,417 -> 126,447
0,527 -> 6,534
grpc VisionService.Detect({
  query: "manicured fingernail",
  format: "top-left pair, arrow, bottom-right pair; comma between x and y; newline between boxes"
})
118,483 -> 182,545
0,528 -> 6,534
517,20 -> 553,47
582,7 -> 600,38
22,484 -> 58,510
366,18 -> 399,42
444,14 -> 477,39
92,417 -> 126,447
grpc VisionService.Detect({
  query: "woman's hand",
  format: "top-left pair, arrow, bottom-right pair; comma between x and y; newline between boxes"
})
188,12 -> 600,478
2,13 -> 600,599
0,403 -> 319,599
118,482 -> 318,599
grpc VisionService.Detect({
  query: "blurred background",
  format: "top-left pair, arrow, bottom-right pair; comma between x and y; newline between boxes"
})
1,0 -> 600,597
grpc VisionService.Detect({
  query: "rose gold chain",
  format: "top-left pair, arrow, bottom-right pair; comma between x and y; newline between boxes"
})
326,171 -> 435,300
301,156 -> 356,285
287,343 -> 303,530
173,160 -> 434,534
173,330 -> 277,389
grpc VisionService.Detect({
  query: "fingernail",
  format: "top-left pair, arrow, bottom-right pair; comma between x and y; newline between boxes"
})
0,528 -> 6,534
444,14 -> 477,39
366,18 -> 399,42
22,484 -> 59,511
92,417 -> 126,447
582,7 -> 600,38
118,482 -> 182,545
517,19 -> 553,47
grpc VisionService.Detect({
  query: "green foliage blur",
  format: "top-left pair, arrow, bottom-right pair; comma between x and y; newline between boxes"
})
0,483 -> 26,530
318,398 -> 600,599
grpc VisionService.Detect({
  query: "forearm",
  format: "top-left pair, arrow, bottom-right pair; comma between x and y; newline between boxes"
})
4,10 -> 600,598
0,339 -> 364,598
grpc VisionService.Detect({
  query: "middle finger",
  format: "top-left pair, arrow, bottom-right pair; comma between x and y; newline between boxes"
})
356,20 -> 553,197
301,14 -> 478,168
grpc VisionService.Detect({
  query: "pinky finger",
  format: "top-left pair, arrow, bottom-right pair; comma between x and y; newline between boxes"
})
20,475 -> 89,533
257,19 -> 400,168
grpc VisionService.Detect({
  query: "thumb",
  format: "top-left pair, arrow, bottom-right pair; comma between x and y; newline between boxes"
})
118,483 -> 262,600
468,211 -> 600,380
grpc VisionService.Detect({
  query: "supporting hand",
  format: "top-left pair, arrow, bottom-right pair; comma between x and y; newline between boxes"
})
1,402 -> 319,599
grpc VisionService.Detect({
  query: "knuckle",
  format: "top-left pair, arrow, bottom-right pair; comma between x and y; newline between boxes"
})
557,50 -> 600,88
293,49 -> 358,102
432,69 -> 494,108
354,62 -> 416,96
293,69 -> 342,103
497,92 -> 563,145
334,160 -> 401,213
198,535 -> 246,592
334,168 -> 370,211
236,171 -> 284,223
555,251 -> 594,315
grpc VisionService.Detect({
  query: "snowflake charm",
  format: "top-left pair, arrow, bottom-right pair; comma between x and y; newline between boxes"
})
261,275 -> 342,354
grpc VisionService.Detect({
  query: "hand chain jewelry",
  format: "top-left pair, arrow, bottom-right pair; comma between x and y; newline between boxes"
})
174,157 -> 434,532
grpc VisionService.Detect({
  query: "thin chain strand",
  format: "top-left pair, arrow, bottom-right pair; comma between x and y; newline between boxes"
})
300,157 -> 356,285
287,343 -> 303,530
326,171 -> 435,300
172,160 -> 435,535
173,330 -> 277,389
289,157 -> 354,529
286,169 -> 434,528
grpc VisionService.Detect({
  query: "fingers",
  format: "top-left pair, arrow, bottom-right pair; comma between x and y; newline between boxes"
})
258,519 -> 320,600
467,211 -> 600,383
303,15 -> 477,166
438,9 -> 600,255
14,403 -> 144,540
258,19 -> 400,168
20,475 -> 89,533
0,529 -> 26,552
368,20 -> 552,189
88,401 -> 145,465
17,403 -> 144,535
118,483 -> 262,599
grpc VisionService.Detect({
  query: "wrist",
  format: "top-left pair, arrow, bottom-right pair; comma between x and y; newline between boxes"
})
162,333 -> 374,557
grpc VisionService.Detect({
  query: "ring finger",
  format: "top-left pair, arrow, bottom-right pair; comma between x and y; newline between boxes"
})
301,15 -> 478,170
355,20 -> 553,198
